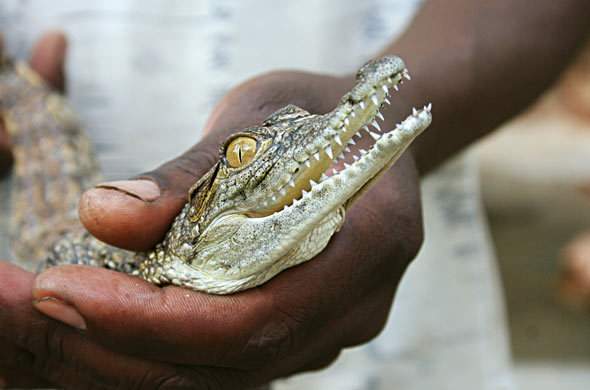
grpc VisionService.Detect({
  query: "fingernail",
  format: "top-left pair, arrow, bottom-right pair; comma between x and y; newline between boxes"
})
34,297 -> 87,330
96,179 -> 160,202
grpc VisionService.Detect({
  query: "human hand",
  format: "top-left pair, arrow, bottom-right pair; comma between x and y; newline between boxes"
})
2,42 -> 424,388
560,231 -> 590,309
0,32 -> 68,387
0,33 -> 66,177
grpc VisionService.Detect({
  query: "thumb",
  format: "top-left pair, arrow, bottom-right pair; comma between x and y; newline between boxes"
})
32,265 -> 272,367
0,36 -> 13,176
79,72 -> 297,251
1,31 -> 66,176
30,31 -> 67,92
0,120 -> 12,177
79,131 -> 226,251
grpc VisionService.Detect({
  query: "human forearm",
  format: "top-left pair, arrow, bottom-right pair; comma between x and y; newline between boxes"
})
379,0 -> 590,173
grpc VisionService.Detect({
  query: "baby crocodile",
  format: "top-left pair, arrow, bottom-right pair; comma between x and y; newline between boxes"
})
0,52 -> 431,294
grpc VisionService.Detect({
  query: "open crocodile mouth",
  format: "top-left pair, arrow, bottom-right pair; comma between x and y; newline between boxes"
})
258,57 -> 432,214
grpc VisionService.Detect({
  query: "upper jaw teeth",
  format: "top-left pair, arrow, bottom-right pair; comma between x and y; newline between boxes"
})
264,69 -> 415,208
275,104 -> 431,212
314,101 -> 431,183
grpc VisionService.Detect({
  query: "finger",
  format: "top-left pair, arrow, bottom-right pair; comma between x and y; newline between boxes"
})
79,132 -> 225,251
0,37 -> 13,176
29,31 -> 67,92
0,261 -> 257,389
76,79 -> 283,251
82,74 -> 292,250
77,72 -> 349,251
31,264 -> 343,386
1,31 -> 67,175
0,367 -> 53,389
0,118 -> 13,177
33,264 -> 279,368
34,159 -> 420,368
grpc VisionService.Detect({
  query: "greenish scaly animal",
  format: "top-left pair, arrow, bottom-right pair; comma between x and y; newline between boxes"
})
0,52 -> 431,294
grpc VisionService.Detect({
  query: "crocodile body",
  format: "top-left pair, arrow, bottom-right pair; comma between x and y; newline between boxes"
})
0,54 -> 431,294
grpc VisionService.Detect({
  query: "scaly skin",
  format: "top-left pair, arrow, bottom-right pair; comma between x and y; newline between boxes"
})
1,54 -> 431,294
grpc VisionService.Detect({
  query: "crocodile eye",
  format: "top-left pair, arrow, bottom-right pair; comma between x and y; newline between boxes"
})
226,136 -> 258,168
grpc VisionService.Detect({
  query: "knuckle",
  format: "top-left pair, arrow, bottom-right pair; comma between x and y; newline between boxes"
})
126,367 -> 233,390
354,317 -> 388,345
29,327 -> 69,383
379,207 -> 424,272
23,323 -> 90,387
143,374 -> 197,390
348,304 -> 392,346
304,350 -> 341,372
155,375 -> 196,390
43,323 -> 68,364
241,311 -> 300,368
23,322 -> 68,373
157,371 -> 245,390
399,214 -> 424,263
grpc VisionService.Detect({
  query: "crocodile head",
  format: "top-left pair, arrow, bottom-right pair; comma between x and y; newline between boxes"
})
141,56 -> 432,294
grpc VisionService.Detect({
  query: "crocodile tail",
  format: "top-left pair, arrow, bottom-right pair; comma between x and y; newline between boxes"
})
0,59 -> 102,270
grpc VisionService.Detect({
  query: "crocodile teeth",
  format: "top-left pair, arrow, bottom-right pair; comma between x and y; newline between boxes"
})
314,152 -> 321,161
359,101 -> 366,110
376,112 -> 385,121
334,134 -> 343,146
310,179 -> 318,187
305,160 -> 311,167
369,131 -> 381,141
394,85 -> 399,91
371,95 -> 379,105
371,121 -> 381,132
348,137 -> 357,145
344,146 -> 351,153
325,145 -> 334,159
412,107 -> 418,116
425,103 -> 432,112
382,85 -> 389,94
384,97 -> 391,105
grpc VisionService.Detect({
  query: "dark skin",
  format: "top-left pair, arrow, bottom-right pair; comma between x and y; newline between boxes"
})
1,0 -> 590,388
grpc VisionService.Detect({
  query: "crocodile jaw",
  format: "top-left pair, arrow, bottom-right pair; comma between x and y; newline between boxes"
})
263,107 -> 432,254
143,56 -> 432,294
162,107 -> 431,294
256,56 -> 410,214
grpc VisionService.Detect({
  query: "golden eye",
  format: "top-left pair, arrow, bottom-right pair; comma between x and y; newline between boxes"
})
226,136 -> 258,168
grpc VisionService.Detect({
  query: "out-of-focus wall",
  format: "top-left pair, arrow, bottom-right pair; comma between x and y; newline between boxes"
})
478,39 -> 590,205
475,39 -> 590,390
